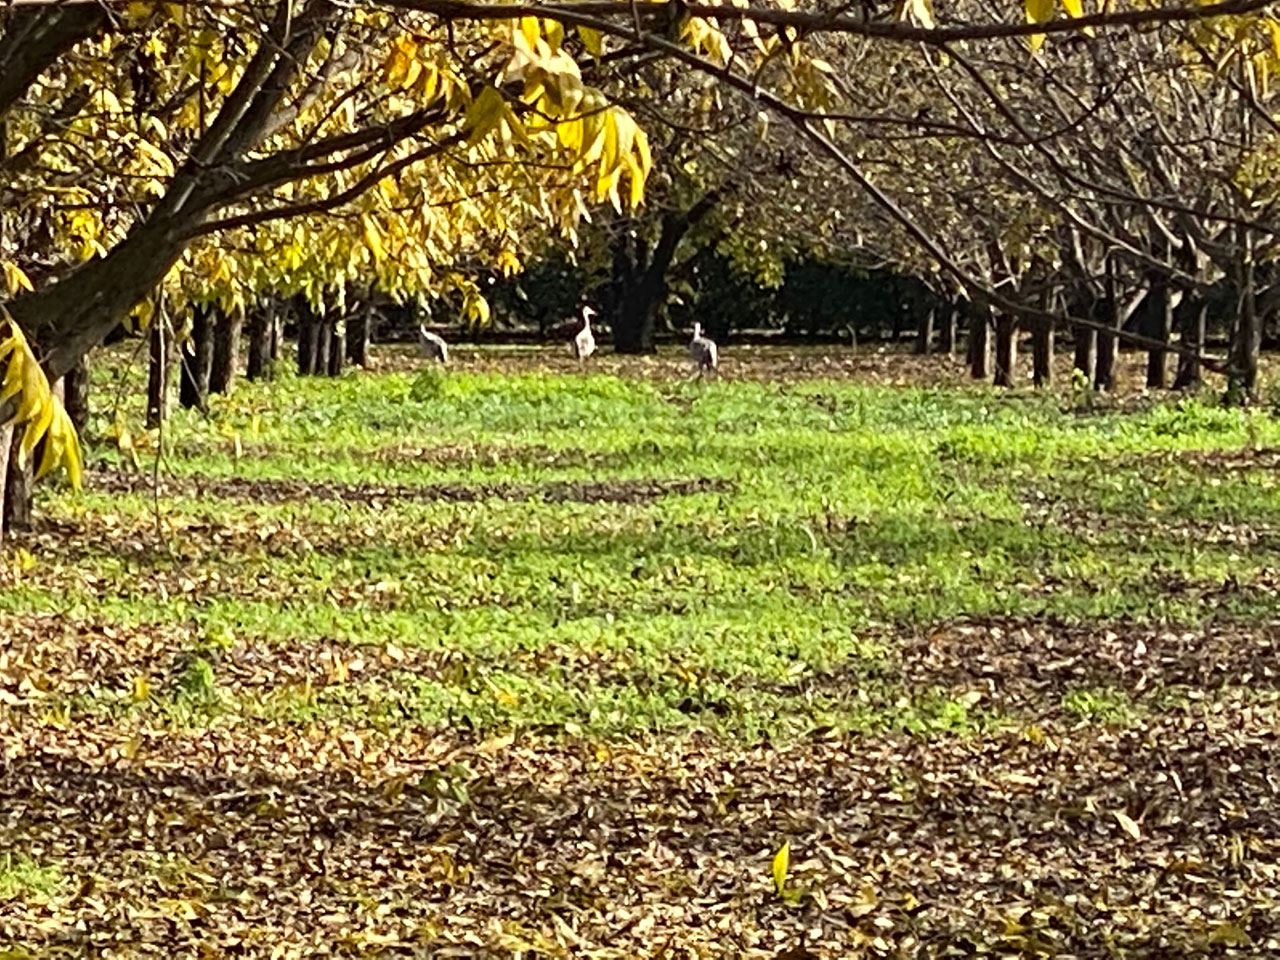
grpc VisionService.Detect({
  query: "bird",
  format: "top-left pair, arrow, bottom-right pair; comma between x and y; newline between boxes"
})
689,322 -> 718,376
571,305 -> 596,362
417,323 -> 448,363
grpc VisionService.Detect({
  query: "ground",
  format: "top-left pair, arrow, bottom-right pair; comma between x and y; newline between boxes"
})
1,345 -> 1278,957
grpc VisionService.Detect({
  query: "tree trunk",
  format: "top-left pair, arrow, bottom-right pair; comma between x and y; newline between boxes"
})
179,304 -> 214,410
1230,236 -> 1261,402
1032,318 -> 1054,387
1145,280 -> 1173,390
209,307 -> 242,395
347,306 -> 372,366
327,319 -> 346,376
1173,301 -> 1206,391
939,305 -> 958,356
3,428 -> 33,535
296,305 -> 319,376
1095,266 -> 1120,392
315,318 -> 331,376
246,308 -> 273,381
63,353 -> 90,436
967,307 -> 992,380
146,320 -> 170,429
993,315 -> 1018,387
915,309 -> 935,355
612,188 -> 728,354
268,311 -> 282,363
1073,326 -> 1096,384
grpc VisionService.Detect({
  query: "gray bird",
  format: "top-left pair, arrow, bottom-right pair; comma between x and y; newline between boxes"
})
572,305 -> 597,361
417,324 -> 448,363
689,321 -> 718,376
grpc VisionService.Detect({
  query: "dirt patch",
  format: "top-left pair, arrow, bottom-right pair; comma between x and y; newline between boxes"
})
91,468 -> 732,506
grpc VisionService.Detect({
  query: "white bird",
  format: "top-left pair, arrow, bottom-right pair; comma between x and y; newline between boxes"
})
689,322 -> 718,376
571,305 -> 597,361
418,324 -> 448,363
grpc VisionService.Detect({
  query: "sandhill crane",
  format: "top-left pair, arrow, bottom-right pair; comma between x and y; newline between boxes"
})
418,324 -> 448,363
571,305 -> 596,362
689,322 -> 718,376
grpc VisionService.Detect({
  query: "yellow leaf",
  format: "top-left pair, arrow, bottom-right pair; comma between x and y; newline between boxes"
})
518,16 -> 540,50
2,261 -> 33,295
578,26 -> 603,57
131,675 -> 152,702
361,214 -> 386,262
1026,0 -> 1055,52
464,86 -> 508,146
772,840 -> 790,896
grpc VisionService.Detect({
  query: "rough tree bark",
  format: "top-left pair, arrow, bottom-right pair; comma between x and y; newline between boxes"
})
1,427 -> 31,536
993,315 -> 1017,387
209,307 -> 242,395
967,306 -> 992,380
179,304 -> 214,410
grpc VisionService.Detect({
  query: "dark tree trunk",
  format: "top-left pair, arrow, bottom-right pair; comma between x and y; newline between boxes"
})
315,318 -> 331,376
915,309 -> 935,355
327,320 -> 345,376
296,305 -> 319,376
1173,301 -> 1206,391
1230,240 -> 1261,402
967,307 -> 992,380
612,187 -> 729,354
63,353 -> 90,436
1073,326 -> 1096,384
993,315 -> 1018,387
1032,318 -> 1054,387
346,306 -> 372,366
146,320 -> 170,429
1145,280 -> 1173,389
268,311 -> 282,363
939,305 -> 958,356
179,304 -> 214,410
1095,265 -> 1120,392
3,428 -> 33,535
209,307 -> 242,395
246,309 -> 272,381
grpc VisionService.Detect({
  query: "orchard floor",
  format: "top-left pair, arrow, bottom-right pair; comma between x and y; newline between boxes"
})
2,344 -> 1279,957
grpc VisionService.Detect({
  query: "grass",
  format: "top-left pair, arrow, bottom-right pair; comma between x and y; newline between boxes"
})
5,345 -> 1280,955
9,348 -> 1280,738
0,854 -> 65,902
